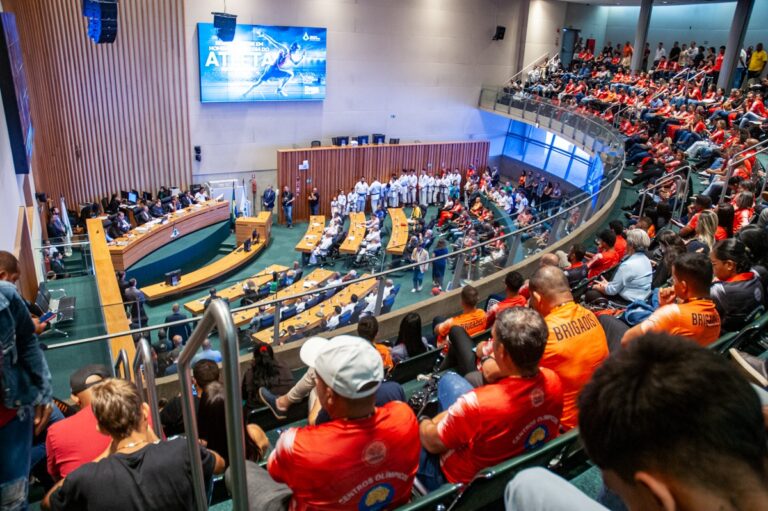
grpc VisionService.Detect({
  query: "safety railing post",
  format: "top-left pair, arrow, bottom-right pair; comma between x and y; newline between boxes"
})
451,255 -> 465,290
505,235 -> 522,267
178,299 -> 248,511
132,337 -> 162,438
113,348 -> 130,380
273,298 -> 281,345
373,276 -> 387,316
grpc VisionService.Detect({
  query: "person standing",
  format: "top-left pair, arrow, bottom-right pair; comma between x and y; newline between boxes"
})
0,251 -> 53,509
411,244 -> 429,293
261,185 -> 276,215
281,185 -> 294,228
418,169 -> 429,206
369,177 -> 382,212
354,176 -> 368,213
746,42 -> 767,88
308,187 -> 320,216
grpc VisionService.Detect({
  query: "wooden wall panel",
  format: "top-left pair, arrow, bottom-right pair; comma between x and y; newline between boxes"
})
277,141 -> 490,223
2,0 -> 191,208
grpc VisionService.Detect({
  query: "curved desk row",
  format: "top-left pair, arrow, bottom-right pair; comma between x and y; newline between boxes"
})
231,268 -> 335,327
182,264 -> 287,315
339,212 -> 366,254
108,200 -> 230,271
252,275 -> 378,345
386,208 -> 409,255
142,236 -> 268,301
295,216 -> 326,253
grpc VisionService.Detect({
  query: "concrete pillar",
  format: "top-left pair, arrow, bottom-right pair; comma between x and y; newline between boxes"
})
514,0 -> 531,75
717,0 -> 755,90
630,0 -> 653,74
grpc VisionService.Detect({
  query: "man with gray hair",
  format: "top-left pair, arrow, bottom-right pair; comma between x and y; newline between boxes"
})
585,228 -> 652,306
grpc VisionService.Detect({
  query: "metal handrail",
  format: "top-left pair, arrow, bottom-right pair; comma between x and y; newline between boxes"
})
45,94 -> 625,350
132,337 -> 163,438
637,165 -> 692,219
178,299 -> 248,511
507,52 -> 550,86
718,144 -> 768,204
113,348 -> 130,380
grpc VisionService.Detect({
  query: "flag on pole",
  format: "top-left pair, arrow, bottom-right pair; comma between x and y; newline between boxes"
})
239,180 -> 249,217
59,196 -> 73,257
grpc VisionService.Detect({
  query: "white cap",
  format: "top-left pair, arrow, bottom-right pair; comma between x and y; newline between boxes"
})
300,335 -> 383,399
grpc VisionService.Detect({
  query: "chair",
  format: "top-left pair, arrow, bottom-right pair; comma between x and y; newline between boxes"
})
305,295 -> 321,309
381,294 -> 396,314
36,282 -> 76,338
394,483 -> 463,511
281,306 -> 297,320
259,314 -> 274,329
337,310 -> 353,328
257,284 -> 271,299
387,349 -> 442,384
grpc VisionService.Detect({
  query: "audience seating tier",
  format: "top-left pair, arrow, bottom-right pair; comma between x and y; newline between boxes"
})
108,200 -> 230,271
295,215 -> 326,253
182,264 -> 288,315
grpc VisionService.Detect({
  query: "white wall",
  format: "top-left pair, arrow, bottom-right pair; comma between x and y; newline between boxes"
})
184,0 -> 524,181
522,0 -> 567,68
565,1 -> 768,58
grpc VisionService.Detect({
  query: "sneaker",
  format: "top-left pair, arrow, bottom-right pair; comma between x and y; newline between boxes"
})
623,178 -> 634,186
259,387 -> 288,420
411,288 -> 417,293
729,349 -> 768,388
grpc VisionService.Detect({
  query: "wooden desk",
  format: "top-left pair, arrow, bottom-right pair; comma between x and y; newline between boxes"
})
295,216 -> 326,253
339,212 -> 367,254
252,276 -> 378,345
387,208 -> 409,255
231,268 -> 335,327
86,219 -> 135,363
182,263 -> 287,315
142,237 -> 268,301
108,200 -> 230,271
235,212 -> 272,247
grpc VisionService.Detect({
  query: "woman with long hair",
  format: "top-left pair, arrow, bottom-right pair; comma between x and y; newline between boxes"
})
652,230 -> 686,289
714,203 -> 734,240
241,341 -> 294,414
732,191 -> 754,233
391,312 -> 429,363
737,225 -> 768,290
687,209 -> 717,255
710,238 -> 766,332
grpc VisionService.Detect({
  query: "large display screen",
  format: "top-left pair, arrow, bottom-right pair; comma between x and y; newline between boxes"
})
197,23 -> 327,103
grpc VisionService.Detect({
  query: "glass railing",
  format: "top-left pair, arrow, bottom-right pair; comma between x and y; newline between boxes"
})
41,93 -> 625,366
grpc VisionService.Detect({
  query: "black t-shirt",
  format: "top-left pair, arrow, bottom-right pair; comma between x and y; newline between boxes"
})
309,192 -> 319,207
48,438 -> 215,511
282,191 -> 294,206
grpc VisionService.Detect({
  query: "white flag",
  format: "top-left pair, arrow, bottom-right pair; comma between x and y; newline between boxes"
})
59,196 -> 73,257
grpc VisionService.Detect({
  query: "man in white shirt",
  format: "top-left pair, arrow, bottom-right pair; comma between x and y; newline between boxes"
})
418,169 -> 429,206
326,305 -> 343,329
194,189 -> 208,202
408,170 -> 418,206
309,232 -> 334,265
364,226 -> 381,245
398,171 -> 410,206
653,42 -> 666,67
388,175 -> 401,208
362,279 -> 395,314
354,177 -> 369,213
346,190 -> 356,215
355,237 -> 381,264
515,192 -> 528,215
369,178 -> 382,212
427,171 -> 436,205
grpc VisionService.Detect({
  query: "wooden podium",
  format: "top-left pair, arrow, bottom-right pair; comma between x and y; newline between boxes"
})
236,212 -> 272,246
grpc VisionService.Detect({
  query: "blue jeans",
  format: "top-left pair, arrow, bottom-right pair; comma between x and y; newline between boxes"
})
416,373 -> 474,491
413,269 -> 424,290
0,407 -> 33,511
283,205 -> 293,227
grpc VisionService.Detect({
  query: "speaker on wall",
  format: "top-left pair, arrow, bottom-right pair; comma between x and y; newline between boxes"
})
493,26 -> 506,41
212,12 -> 237,42
194,146 -> 201,162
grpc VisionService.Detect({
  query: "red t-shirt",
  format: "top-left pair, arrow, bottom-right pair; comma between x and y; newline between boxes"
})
485,295 -> 528,328
268,402 -> 419,511
715,225 -> 728,241
613,235 -> 627,260
46,405 -> 111,481
0,404 -> 17,428
436,369 -> 563,483
587,248 -> 620,279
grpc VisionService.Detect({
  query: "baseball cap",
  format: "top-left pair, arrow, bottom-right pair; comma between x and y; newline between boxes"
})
300,335 -> 383,399
70,364 -> 111,395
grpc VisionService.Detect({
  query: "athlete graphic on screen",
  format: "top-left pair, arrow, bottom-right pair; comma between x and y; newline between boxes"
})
243,30 -> 306,97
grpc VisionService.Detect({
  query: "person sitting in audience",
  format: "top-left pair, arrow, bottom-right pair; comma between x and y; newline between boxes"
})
361,279 -> 395,315
43,379 -> 225,511
485,271 -> 527,328
159,359 -> 220,438
149,200 -> 165,218
608,220 -> 627,260
586,229 -> 653,306
612,252 -> 722,348
433,285 -> 488,350
309,231 -> 334,265
246,336 -> 419,511
586,229 -> 620,279
203,287 -> 229,310
563,244 -> 588,288
529,266 -> 608,430
686,209 -> 718,255
505,333 -> 768,511
164,303 -> 190,343
357,315 -> 394,371
326,305 -> 344,330
46,365 -> 112,482
710,238 -> 766,332
49,252 -> 68,279
418,307 -> 563,490
391,312 -> 430,363
678,194 -> 712,238
241,341 -> 295,416
135,205 -> 151,225
194,188 -> 208,202
191,338 -> 222,365
652,230 -> 687,289
114,211 -> 131,234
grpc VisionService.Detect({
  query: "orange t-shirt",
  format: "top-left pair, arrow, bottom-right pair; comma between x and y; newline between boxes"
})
613,235 -> 627,260
637,299 -> 721,347
437,308 -> 488,347
485,295 -> 528,328
375,343 -> 394,371
268,402 -> 419,511
436,368 -> 563,483
587,248 -> 620,279
540,302 -> 608,430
